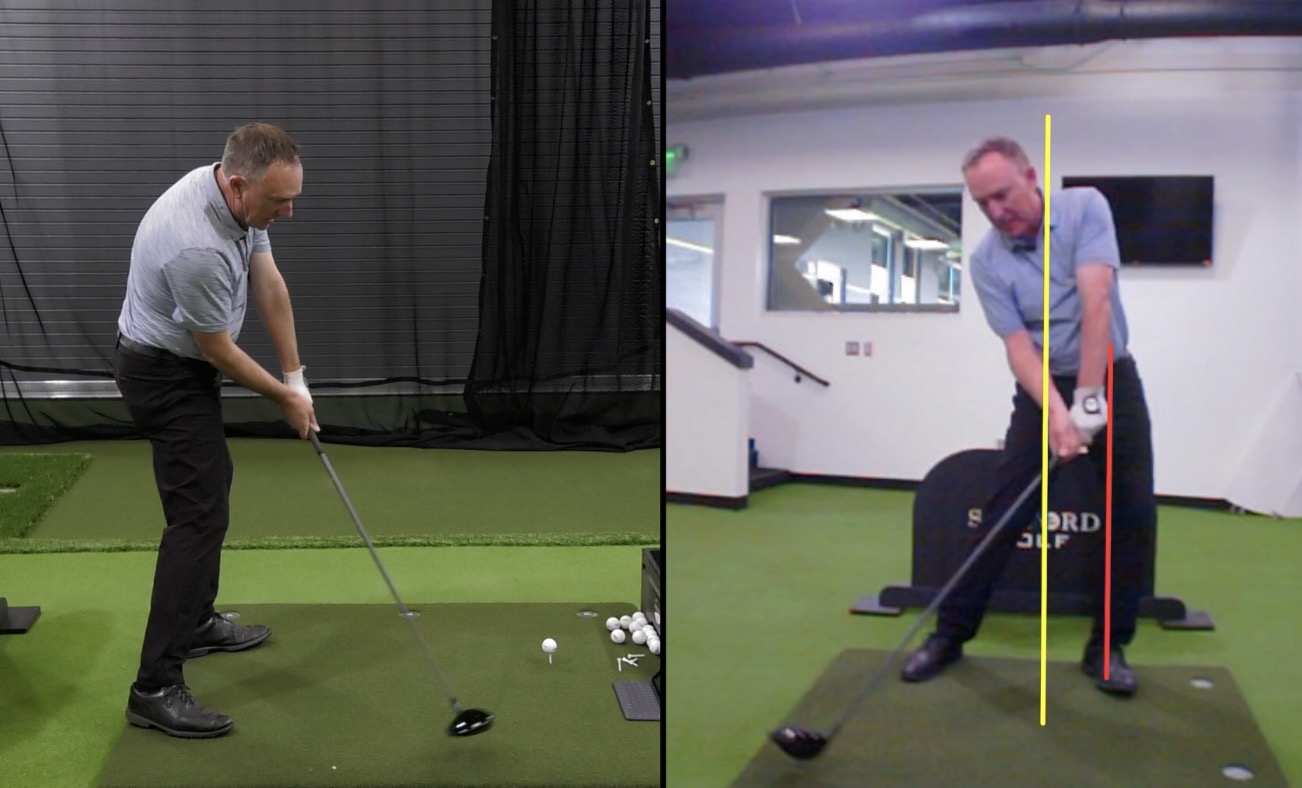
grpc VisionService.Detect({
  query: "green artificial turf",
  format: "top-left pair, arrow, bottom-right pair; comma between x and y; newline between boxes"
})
97,602 -> 660,787
738,649 -> 1286,787
667,483 -> 1302,787
0,440 -> 659,553
0,452 -> 92,538
0,544 -> 653,787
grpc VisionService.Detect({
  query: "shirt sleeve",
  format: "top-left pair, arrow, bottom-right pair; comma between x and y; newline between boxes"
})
969,245 -> 1025,338
164,248 -> 237,333
250,227 -> 272,254
1073,188 -> 1121,269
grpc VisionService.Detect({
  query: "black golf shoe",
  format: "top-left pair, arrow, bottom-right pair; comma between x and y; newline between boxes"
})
901,635 -> 963,682
125,684 -> 233,738
186,614 -> 271,658
1081,643 -> 1138,696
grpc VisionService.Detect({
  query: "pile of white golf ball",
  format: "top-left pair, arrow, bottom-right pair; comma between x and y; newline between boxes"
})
605,612 -> 660,655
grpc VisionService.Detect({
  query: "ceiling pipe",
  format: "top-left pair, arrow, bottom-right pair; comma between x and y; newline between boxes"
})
667,0 -> 1302,79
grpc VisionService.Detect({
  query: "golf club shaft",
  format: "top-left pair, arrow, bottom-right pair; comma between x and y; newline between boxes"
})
825,456 -> 1062,740
308,431 -> 462,711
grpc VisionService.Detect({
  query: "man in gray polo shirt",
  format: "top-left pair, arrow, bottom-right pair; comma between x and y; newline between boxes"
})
900,137 -> 1155,696
114,123 -> 317,737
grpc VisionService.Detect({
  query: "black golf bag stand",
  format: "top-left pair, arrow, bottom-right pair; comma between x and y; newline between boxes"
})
850,449 -> 1213,630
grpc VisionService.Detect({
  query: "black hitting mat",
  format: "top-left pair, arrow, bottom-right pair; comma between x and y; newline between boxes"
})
735,649 -> 1289,787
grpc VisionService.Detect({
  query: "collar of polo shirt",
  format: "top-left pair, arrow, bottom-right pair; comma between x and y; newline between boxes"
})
1000,189 -> 1061,253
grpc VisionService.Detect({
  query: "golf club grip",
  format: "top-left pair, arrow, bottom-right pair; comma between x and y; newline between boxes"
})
827,455 -> 1063,739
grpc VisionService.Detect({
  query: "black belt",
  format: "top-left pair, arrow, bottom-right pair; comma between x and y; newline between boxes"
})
117,334 -> 184,361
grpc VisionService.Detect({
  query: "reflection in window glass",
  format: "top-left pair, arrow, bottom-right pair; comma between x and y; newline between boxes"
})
768,190 -> 963,312
667,199 -> 720,328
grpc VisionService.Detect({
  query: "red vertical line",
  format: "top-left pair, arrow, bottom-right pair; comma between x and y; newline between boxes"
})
1104,344 -> 1114,679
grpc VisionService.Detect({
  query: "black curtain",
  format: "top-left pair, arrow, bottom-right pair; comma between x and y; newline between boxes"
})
465,0 -> 662,450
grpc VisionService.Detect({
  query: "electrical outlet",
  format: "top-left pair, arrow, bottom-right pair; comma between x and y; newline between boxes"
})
862,341 -> 873,357
845,341 -> 860,356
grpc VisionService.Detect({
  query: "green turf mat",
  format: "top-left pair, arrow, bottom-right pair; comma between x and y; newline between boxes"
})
0,452 -> 92,538
0,440 -> 659,553
733,649 -> 1288,787
97,602 -> 660,787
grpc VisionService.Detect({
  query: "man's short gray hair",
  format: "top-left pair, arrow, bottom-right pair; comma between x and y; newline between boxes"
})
221,123 -> 300,182
961,137 -> 1030,172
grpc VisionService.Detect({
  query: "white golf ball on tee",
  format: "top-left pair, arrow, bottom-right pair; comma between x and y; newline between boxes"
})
541,638 -> 557,653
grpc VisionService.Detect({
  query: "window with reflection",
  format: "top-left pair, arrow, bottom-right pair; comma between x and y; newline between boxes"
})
767,189 -> 963,312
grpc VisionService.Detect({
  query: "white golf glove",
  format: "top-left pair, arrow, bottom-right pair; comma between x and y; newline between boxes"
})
1069,386 -> 1107,440
284,366 -> 313,405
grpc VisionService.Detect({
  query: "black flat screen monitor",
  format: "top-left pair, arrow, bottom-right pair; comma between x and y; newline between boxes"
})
1061,175 -> 1213,266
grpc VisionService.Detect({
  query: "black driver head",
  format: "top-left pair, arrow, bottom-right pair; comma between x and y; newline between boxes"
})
448,708 -> 495,737
770,726 -> 829,760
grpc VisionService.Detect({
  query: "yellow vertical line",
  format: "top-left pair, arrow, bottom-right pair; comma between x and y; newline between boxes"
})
1040,115 -> 1052,727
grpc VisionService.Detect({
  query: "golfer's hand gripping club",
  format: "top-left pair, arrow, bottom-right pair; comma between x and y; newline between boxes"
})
1069,385 -> 1107,441
284,365 -> 312,405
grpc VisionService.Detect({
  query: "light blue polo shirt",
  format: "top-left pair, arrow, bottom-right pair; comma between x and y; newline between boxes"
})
968,187 -> 1130,375
117,163 -> 272,360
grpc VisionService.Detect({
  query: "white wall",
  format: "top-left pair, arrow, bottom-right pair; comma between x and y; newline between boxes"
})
666,38 -> 1302,499
666,321 -> 750,499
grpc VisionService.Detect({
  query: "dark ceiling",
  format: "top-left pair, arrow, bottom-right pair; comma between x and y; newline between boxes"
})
666,0 -> 1302,80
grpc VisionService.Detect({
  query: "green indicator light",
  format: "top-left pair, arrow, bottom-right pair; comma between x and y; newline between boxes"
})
666,145 -> 688,176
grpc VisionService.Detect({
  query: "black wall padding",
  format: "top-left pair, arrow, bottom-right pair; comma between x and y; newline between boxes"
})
0,1 -> 493,385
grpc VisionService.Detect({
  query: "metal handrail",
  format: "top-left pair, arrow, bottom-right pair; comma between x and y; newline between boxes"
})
733,342 -> 830,387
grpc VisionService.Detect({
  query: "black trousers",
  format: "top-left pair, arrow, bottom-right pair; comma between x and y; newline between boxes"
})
935,356 -> 1156,648
114,341 -> 232,690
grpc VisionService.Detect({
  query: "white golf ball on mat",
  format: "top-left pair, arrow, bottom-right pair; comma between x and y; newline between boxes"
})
541,638 -> 557,653
605,617 -> 620,631
632,630 -> 647,645
610,629 -> 626,644
648,639 -> 660,655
